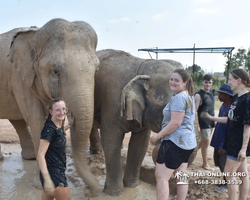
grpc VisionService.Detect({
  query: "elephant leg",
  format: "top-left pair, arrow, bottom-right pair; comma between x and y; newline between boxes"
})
101,123 -> 125,196
89,127 -> 102,154
0,145 -> 4,161
123,129 -> 151,187
9,119 -> 36,160
12,84 -> 46,157
25,112 -> 46,157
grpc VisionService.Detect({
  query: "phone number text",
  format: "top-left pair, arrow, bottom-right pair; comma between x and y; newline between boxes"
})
194,179 -> 242,185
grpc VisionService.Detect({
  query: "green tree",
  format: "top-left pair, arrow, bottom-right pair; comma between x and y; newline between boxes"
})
224,48 -> 249,76
194,71 -> 204,86
185,64 -> 204,83
186,64 -> 202,74
244,47 -> 250,73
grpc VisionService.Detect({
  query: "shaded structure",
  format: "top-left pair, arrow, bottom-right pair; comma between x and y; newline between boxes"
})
138,45 -> 234,82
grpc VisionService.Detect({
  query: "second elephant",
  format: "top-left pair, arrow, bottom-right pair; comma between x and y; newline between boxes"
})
91,49 -> 190,196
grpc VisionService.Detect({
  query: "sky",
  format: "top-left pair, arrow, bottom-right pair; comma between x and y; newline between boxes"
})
1,0 -> 249,73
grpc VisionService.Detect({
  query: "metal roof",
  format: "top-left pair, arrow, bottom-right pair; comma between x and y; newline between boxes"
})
138,47 -> 234,54
138,46 -> 235,82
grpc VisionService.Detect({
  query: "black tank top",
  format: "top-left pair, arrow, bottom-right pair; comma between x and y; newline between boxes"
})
197,89 -> 215,129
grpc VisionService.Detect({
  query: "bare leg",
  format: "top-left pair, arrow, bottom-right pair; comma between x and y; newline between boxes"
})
9,119 -> 36,159
155,163 -> 174,200
224,158 -> 241,200
176,163 -> 188,200
237,159 -> 249,200
199,139 -> 210,169
42,186 -> 71,200
41,192 -> 54,200
54,186 -> 71,200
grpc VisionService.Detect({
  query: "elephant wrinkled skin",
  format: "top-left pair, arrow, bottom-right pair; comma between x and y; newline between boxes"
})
0,18 -> 99,195
90,49 -> 186,196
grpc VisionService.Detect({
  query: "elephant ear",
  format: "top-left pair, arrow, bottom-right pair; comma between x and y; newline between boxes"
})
8,28 -> 38,88
121,75 -> 150,128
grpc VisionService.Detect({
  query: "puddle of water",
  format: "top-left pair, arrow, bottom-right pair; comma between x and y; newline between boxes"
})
0,144 -> 41,200
0,143 -> 157,200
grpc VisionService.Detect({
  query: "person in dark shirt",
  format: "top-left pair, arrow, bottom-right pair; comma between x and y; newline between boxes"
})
195,74 -> 215,170
210,83 -> 233,193
201,68 -> 250,200
37,98 -> 71,200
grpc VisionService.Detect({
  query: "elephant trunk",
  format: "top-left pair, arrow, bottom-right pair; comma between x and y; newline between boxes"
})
64,87 -> 99,195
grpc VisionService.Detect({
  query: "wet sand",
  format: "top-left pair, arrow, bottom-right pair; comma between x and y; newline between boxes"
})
0,142 -> 157,200
1,118 -> 250,200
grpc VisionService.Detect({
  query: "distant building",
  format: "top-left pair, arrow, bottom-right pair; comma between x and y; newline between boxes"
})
213,72 -> 225,80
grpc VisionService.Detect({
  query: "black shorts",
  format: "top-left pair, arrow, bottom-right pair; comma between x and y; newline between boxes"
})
156,140 -> 194,169
40,171 -> 68,189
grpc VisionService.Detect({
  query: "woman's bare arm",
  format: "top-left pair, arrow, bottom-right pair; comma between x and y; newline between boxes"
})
150,111 -> 184,144
242,125 -> 250,150
200,112 -> 228,124
37,139 -> 50,178
36,139 -> 55,195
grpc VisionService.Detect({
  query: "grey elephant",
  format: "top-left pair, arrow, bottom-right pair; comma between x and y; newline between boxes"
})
90,49 -> 186,196
0,18 -> 99,195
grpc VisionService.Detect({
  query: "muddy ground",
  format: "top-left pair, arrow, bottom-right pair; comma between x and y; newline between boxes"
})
0,118 -> 250,200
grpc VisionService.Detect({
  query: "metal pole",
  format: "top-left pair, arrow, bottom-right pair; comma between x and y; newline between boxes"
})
147,52 -> 153,59
156,47 -> 158,60
193,44 -> 195,79
226,51 -> 232,83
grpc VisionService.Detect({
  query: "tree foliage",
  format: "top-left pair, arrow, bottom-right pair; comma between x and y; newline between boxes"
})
186,64 -> 202,74
224,47 -> 250,76
245,47 -> 250,72
185,64 -> 225,90
185,64 -> 204,85
184,47 -> 250,90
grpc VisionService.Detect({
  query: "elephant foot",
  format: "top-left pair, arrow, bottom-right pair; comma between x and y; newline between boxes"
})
21,149 -> 36,160
123,178 -> 140,188
0,153 -> 4,161
84,186 -> 101,197
103,184 -> 124,196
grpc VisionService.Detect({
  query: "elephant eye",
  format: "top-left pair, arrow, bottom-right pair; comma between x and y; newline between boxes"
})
53,69 -> 60,76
